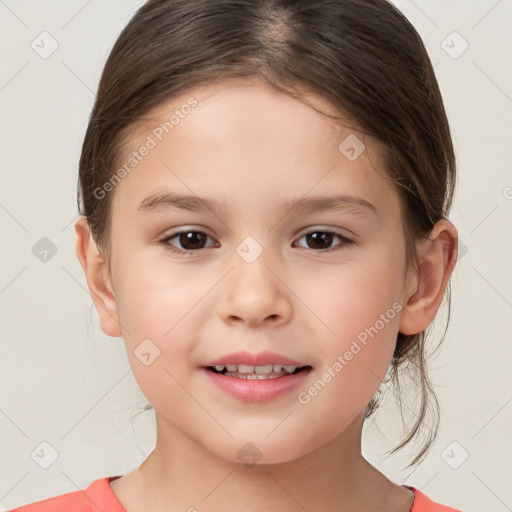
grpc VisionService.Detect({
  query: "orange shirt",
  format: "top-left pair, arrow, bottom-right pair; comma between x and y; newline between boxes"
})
9,476 -> 463,511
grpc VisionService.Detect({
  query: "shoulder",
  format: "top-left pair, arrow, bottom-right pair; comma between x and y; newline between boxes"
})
9,476 -> 126,512
407,486 -> 464,512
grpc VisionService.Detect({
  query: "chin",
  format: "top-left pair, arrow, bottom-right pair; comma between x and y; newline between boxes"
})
207,436 -> 315,468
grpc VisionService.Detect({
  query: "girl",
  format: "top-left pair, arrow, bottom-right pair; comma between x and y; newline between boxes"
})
11,0 -> 463,510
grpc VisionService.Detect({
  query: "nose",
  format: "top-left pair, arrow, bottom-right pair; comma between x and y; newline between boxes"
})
217,249 -> 292,328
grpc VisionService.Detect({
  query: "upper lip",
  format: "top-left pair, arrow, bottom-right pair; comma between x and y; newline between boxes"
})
202,350 -> 309,367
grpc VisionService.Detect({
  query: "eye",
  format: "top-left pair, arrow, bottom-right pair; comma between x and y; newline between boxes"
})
294,230 -> 355,253
158,228 -> 355,255
159,230 -> 218,255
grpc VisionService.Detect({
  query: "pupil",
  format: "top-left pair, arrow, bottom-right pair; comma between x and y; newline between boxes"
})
181,232 -> 206,250
307,232 -> 332,249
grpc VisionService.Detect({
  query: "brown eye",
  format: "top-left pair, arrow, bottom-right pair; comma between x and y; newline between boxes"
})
159,228 -> 354,256
160,230 -> 217,254
294,230 -> 354,253
306,232 -> 334,250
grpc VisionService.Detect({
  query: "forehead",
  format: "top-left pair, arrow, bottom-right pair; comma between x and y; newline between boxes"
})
111,76 -> 400,220
128,76 -> 354,139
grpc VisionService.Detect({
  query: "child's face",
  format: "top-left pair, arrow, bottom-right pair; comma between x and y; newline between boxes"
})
104,76 -> 414,464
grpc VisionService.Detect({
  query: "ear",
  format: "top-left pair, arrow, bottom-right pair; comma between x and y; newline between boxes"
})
399,219 -> 458,335
74,216 -> 122,338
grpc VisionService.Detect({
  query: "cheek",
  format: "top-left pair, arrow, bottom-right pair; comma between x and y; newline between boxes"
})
117,286 -> 199,421
297,247 -> 406,392
301,246 -> 405,339
292,269 -> 404,448
113,246 -> 210,336
112,253 -> 215,401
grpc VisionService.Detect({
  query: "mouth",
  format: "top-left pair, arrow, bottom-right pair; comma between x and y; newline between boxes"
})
205,364 -> 312,380
200,350 -> 313,402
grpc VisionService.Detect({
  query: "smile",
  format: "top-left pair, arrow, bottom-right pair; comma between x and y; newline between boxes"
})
203,365 -> 313,402
208,363 -> 308,379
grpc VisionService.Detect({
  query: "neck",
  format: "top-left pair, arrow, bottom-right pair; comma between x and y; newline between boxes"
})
137,412 -> 396,512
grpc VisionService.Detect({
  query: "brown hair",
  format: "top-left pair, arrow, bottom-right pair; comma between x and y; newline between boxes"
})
77,0 -> 456,469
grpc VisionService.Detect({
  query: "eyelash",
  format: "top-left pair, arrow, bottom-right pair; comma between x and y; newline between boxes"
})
158,229 -> 355,255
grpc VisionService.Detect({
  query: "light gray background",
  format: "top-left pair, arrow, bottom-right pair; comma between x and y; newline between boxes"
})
1,1 -> 511,510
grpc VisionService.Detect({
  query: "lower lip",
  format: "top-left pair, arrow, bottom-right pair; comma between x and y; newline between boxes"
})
201,367 -> 312,403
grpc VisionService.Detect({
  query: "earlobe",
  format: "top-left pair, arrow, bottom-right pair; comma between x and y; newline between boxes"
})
399,219 -> 458,336
74,216 -> 123,338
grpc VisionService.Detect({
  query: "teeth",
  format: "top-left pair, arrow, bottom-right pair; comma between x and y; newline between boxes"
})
244,373 -> 277,380
255,365 -> 273,374
210,364 -> 299,374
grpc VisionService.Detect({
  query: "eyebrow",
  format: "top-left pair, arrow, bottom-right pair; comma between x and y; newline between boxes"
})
137,192 -> 377,216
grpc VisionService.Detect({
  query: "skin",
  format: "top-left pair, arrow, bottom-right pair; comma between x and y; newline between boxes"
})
75,76 -> 458,512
